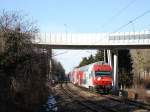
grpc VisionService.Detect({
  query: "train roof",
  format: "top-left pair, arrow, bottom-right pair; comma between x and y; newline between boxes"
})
77,61 -> 108,71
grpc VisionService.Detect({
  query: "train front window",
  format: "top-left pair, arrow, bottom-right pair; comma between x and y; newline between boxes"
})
95,71 -> 111,76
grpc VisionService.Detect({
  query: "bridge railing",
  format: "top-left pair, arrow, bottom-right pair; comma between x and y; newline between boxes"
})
33,30 -> 150,45
108,30 -> 150,45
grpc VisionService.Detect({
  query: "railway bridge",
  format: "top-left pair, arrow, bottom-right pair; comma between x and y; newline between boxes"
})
33,30 -> 150,91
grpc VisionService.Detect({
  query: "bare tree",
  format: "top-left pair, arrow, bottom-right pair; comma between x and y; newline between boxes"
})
0,10 -> 49,112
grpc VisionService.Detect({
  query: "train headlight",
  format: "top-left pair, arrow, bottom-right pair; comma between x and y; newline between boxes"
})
97,77 -> 101,81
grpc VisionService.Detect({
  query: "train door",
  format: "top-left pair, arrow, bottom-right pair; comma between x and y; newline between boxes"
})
84,71 -> 90,88
89,71 -> 94,87
83,72 -> 86,84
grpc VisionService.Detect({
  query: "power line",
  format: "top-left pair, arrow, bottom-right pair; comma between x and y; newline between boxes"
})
113,9 -> 150,32
52,51 -> 68,57
101,0 -> 137,29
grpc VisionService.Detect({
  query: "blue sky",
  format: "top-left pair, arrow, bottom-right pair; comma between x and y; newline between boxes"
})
1,0 -> 150,72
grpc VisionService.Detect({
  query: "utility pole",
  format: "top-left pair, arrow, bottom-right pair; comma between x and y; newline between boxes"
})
49,49 -> 52,82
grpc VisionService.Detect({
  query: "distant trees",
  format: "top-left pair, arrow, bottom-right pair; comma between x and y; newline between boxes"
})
95,50 -> 104,62
78,57 -> 89,67
130,49 -> 150,88
78,50 -> 104,67
51,59 -> 66,82
118,50 -> 133,88
88,54 -> 95,63
78,55 -> 95,67
0,10 -> 49,112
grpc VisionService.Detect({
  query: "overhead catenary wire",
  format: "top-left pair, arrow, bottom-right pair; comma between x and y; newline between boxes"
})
101,0 -> 137,30
52,51 -> 68,57
113,9 -> 150,32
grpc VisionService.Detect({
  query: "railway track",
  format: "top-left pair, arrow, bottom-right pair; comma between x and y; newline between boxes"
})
65,83 -> 150,112
61,83 -> 123,112
69,82 -> 150,111
101,94 -> 150,111
54,84 -> 100,112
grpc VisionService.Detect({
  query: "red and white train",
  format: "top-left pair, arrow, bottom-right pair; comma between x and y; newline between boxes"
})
69,61 -> 112,92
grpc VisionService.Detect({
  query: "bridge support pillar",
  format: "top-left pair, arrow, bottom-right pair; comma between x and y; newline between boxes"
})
107,50 -> 112,66
107,50 -> 118,92
104,49 -> 106,63
112,51 -> 118,92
